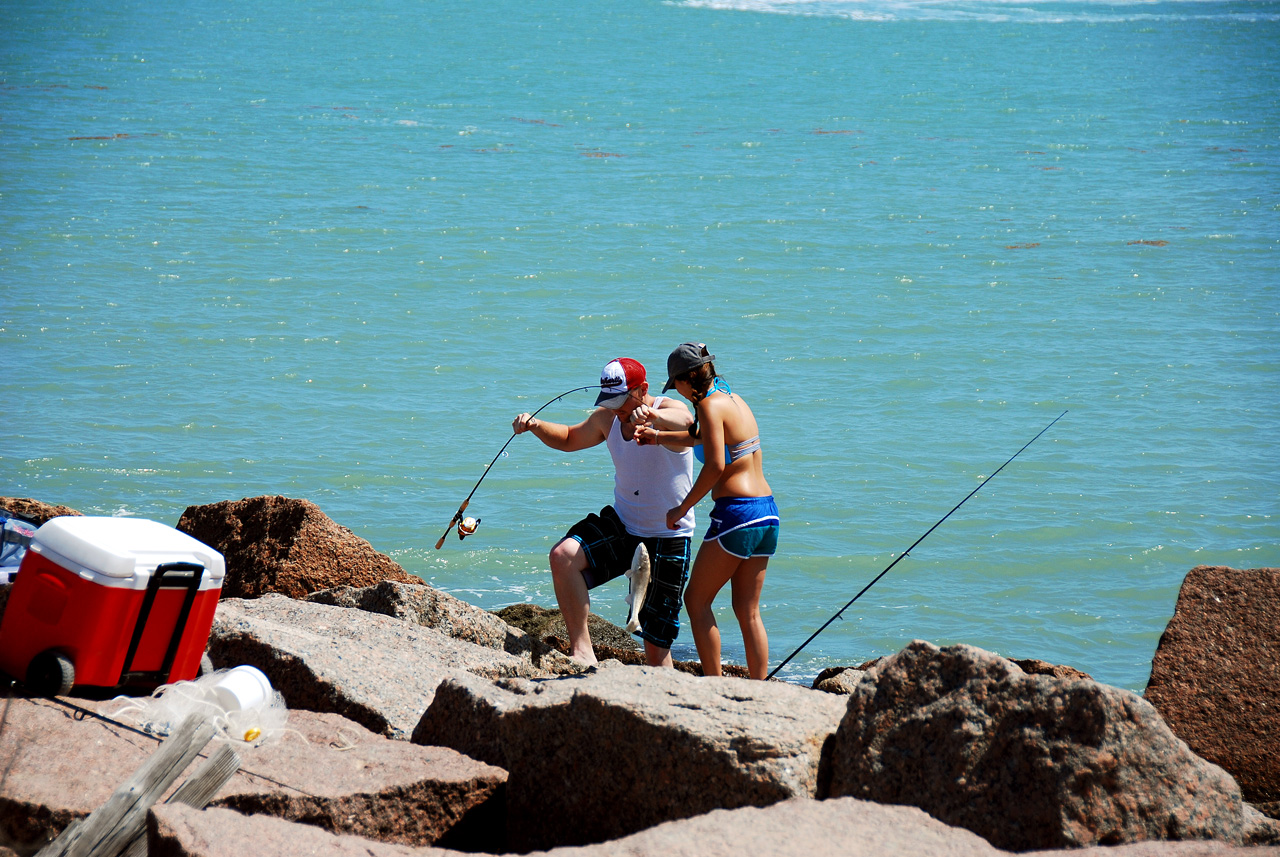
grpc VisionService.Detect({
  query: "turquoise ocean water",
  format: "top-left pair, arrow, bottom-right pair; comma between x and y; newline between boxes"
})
2,0 -> 1277,689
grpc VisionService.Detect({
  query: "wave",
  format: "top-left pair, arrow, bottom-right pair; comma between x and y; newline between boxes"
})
669,0 -> 1280,23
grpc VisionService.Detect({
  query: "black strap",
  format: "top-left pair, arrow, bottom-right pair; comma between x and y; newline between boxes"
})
119,561 -> 205,686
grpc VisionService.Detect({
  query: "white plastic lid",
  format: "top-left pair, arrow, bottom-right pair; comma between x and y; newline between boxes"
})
32,516 -> 226,582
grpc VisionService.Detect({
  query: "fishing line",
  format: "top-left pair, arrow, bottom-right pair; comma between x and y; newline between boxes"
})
767,410 -> 1067,680
23,693 -> 324,797
434,384 -> 600,549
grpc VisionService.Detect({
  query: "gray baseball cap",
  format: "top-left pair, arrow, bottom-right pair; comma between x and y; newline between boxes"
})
662,342 -> 715,391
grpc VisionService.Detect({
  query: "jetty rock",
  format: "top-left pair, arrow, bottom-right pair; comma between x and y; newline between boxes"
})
826,639 -> 1277,851
207,595 -> 551,740
1145,565 -> 1280,818
307,580 -> 580,674
0,497 -> 83,526
414,662 -> 848,852
176,495 -> 422,599
813,666 -> 868,694
0,697 -> 505,854
497,603 -> 753,677
496,602 -> 642,651
147,797 -> 1278,857
307,579 -> 512,651
813,657 -> 1091,696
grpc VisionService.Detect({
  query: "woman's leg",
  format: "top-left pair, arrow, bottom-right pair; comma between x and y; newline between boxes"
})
730,556 -> 769,679
683,539 -> 741,677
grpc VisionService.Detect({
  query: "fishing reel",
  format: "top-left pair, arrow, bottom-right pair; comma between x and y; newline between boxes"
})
457,516 -> 480,540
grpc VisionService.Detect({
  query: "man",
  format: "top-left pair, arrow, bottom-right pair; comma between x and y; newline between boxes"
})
512,357 -> 696,667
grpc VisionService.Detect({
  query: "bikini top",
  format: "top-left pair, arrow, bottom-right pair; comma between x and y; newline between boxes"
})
693,377 -> 761,463
694,434 -> 761,464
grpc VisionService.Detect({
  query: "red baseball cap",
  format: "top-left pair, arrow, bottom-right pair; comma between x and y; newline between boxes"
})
595,358 -> 646,408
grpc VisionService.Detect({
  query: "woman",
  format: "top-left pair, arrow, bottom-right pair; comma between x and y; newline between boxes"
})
637,342 -> 778,679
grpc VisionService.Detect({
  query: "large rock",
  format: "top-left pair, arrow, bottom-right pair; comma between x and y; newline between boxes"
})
308,580 -> 513,650
496,602 -> 641,651
147,805 -> 427,857
307,581 -> 580,675
410,671 -> 524,769
0,696 -> 505,854
1011,657 -> 1094,681
145,798 -> 1280,857
812,667 -> 867,694
1145,566 -> 1280,814
826,639 -> 1266,851
0,498 -> 82,526
208,710 -> 506,851
813,657 -> 1091,696
498,603 -> 752,677
414,661 -> 848,851
208,595 -> 548,739
176,496 -> 421,599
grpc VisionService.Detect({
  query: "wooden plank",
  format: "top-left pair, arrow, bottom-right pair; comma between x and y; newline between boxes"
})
36,819 -> 81,857
36,713 -> 216,857
121,743 -> 243,857
168,742 -> 241,809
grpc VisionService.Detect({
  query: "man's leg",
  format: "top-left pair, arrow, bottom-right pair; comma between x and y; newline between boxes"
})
549,536 -> 596,664
643,641 -> 673,668
636,536 -> 690,670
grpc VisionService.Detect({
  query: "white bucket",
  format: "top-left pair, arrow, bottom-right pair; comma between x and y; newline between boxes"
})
212,665 -> 273,713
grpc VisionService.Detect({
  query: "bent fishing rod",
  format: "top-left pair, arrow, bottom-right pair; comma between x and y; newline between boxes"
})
767,409 -> 1067,680
434,384 -> 600,549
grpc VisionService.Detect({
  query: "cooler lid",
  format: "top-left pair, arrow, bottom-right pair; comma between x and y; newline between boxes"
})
32,516 -> 226,582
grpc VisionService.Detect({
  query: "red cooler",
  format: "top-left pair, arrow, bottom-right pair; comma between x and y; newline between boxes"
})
0,516 -> 225,695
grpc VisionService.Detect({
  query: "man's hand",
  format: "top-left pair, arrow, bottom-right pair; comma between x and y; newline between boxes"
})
512,413 -> 538,434
628,402 -> 655,425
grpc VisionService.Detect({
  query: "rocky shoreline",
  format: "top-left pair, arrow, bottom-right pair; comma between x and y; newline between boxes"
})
0,495 -> 1276,856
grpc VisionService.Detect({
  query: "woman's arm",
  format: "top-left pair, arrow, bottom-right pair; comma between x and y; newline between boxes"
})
631,396 -> 694,432
634,424 -> 698,449
665,398 -> 728,529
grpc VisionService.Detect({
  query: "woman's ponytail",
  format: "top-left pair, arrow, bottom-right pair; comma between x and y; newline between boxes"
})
685,362 -> 717,440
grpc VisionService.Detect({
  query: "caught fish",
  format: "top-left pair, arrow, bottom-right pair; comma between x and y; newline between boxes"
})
623,543 -> 650,634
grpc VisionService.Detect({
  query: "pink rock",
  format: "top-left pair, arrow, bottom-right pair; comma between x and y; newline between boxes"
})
0,695 -> 504,853
176,496 -> 422,599
1145,566 -> 1280,813
826,640 -> 1260,850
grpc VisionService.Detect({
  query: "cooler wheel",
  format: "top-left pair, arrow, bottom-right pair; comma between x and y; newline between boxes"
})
27,650 -> 75,697
199,652 -> 215,677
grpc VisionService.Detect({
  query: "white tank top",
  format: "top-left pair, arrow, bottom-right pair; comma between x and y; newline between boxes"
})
606,397 -> 695,538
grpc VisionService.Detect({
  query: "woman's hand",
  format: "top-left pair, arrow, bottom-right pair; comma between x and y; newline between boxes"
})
666,505 -> 686,530
634,423 -> 659,446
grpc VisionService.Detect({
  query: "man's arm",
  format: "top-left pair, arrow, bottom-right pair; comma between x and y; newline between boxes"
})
638,397 -> 694,431
513,408 -> 610,452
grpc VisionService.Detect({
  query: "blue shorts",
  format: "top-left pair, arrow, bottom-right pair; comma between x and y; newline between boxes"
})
564,506 -> 692,650
704,495 -> 780,559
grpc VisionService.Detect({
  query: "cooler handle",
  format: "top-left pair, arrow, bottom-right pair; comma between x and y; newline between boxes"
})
120,561 -> 205,686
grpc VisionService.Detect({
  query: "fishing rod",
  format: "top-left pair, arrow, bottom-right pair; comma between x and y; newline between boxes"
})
434,384 -> 601,549
767,409 -> 1067,680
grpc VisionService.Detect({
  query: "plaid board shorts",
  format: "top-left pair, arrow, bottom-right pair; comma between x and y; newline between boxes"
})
564,505 -> 692,650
